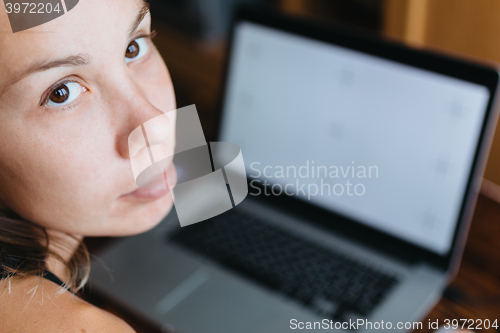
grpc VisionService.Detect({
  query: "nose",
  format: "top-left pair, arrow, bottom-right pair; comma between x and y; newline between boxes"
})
142,113 -> 173,156
113,76 -> 176,189
115,83 -> 174,162
127,111 -> 175,188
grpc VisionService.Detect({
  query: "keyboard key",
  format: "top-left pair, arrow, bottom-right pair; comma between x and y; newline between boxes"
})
312,296 -> 339,315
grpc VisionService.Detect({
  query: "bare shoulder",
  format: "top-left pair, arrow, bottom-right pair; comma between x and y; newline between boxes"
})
0,275 -> 136,333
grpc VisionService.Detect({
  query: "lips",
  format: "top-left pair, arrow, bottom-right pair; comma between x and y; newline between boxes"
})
122,186 -> 170,201
120,162 -> 177,202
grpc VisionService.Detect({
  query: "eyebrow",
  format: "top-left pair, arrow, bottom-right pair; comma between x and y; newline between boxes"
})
128,1 -> 150,38
0,54 -> 91,97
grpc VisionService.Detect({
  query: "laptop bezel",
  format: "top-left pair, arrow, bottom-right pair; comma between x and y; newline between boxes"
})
214,6 -> 500,271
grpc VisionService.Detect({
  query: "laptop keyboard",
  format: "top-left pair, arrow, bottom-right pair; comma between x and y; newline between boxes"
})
169,209 -> 399,320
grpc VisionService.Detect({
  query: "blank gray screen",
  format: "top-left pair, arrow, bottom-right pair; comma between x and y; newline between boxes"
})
220,22 -> 490,255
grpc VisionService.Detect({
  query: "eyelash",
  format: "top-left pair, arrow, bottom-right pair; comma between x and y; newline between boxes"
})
130,30 -> 156,51
139,30 -> 157,41
39,31 -> 157,110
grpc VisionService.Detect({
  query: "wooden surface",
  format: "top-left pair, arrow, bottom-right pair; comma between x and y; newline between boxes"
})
383,0 -> 429,46
415,194 -> 500,333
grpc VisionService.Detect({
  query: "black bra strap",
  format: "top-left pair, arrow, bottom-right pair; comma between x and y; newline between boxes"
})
1,259 -> 75,295
42,270 -> 76,295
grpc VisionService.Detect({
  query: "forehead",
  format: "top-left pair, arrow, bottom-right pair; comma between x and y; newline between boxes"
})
0,0 -> 144,81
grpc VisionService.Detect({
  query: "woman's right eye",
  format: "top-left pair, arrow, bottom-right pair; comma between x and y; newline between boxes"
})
125,37 -> 149,64
47,81 -> 86,107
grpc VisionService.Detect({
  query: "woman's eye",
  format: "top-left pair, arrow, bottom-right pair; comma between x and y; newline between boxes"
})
125,37 -> 149,64
47,82 -> 85,106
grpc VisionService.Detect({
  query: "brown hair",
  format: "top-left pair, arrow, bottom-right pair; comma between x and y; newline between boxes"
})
0,208 -> 90,293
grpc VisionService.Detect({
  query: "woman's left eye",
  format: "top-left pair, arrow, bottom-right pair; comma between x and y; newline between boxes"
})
125,37 -> 149,64
47,81 -> 85,107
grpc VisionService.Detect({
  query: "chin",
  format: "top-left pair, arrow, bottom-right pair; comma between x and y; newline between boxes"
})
112,192 -> 175,236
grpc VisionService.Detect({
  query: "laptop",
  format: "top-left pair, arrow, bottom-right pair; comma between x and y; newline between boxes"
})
89,7 -> 500,333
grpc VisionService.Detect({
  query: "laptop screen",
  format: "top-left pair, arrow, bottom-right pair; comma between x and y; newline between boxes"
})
219,21 -> 491,255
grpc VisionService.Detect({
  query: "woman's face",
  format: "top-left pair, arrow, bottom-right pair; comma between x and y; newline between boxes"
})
0,0 -> 177,236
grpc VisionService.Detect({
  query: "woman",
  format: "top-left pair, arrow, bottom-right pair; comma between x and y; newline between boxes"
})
0,0 -> 176,331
